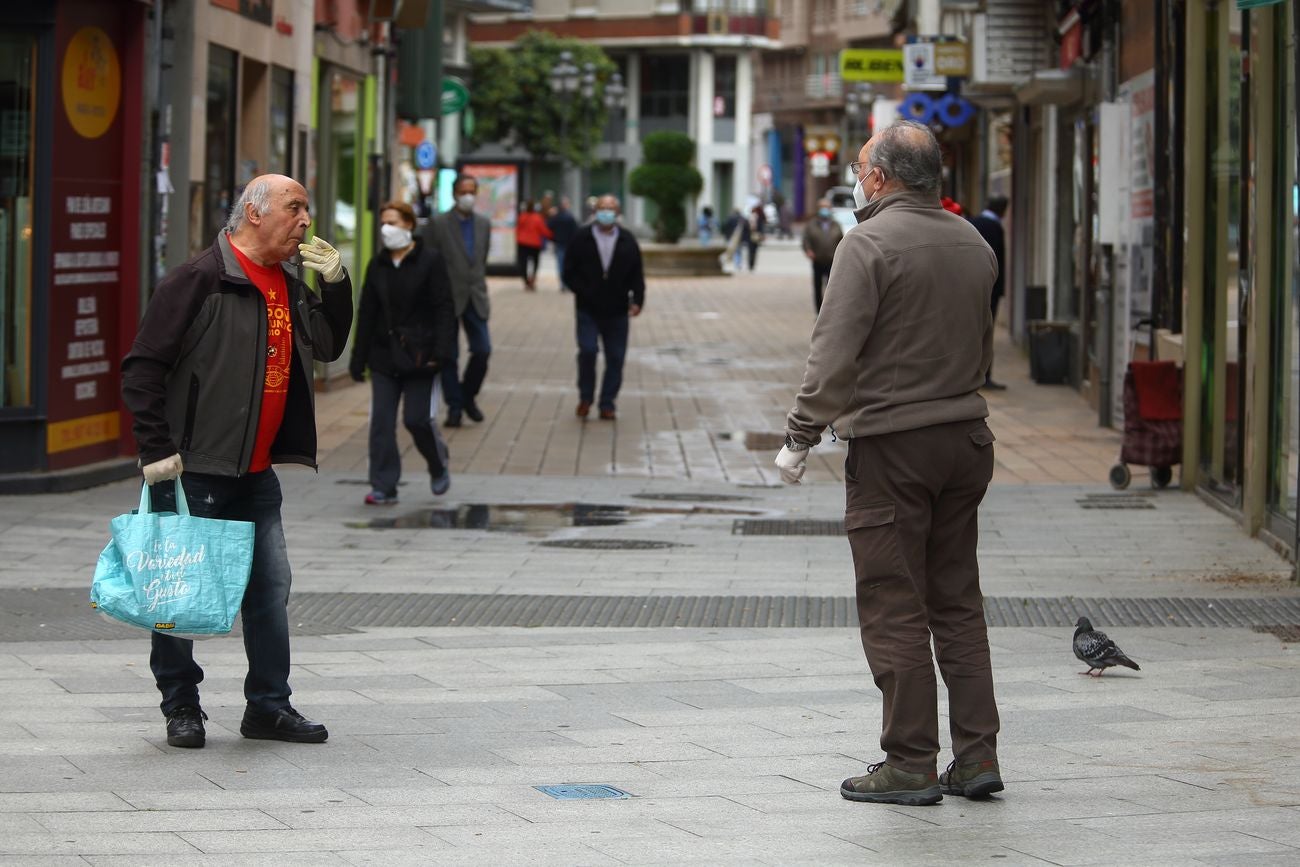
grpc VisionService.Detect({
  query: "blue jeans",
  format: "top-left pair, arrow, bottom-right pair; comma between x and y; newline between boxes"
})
576,309 -> 629,411
440,306 -> 491,412
369,371 -> 448,495
148,470 -> 293,714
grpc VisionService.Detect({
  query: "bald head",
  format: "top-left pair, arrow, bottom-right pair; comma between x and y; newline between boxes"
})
227,173 -> 312,264
860,120 -> 942,199
596,194 -> 621,213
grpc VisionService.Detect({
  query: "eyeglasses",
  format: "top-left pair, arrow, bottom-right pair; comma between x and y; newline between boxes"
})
848,161 -> 868,177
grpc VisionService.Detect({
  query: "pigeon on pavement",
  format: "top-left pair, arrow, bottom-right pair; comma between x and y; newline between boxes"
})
1073,616 -> 1141,677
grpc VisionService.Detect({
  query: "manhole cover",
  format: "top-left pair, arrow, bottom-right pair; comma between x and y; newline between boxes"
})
633,493 -> 749,503
537,539 -> 683,550
733,519 -> 845,536
534,784 -> 632,800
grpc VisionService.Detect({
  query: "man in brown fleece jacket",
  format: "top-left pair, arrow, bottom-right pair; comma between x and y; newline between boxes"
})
777,121 -> 1005,807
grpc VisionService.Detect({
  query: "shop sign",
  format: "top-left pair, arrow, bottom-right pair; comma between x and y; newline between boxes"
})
839,49 -> 904,83
903,44 -> 947,92
61,26 -> 120,140
933,42 -> 969,77
50,7 -> 128,468
442,77 -> 470,115
810,152 -> 831,178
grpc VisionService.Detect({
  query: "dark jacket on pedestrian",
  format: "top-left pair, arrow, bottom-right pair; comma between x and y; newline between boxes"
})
350,240 -> 457,379
121,232 -> 353,474
802,217 -> 844,266
547,207 -> 579,246
422,208 -> 491,318
968,212 -> 1005,299
562,224 -> 646,318
721,211 -> 751,245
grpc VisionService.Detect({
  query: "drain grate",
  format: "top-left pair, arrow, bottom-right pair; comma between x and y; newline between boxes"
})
537,539 -> 683,550
1077,493 -> 1156,510
633,493 -> 749,503
534,784 -> 632,800
8,589 -> 1300,640
1254,625 -> 1300,643
733,519 -> 845,536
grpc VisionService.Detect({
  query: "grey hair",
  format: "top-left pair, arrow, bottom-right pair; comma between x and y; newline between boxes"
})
226,179 -> 273,233
867,120 -> 942,196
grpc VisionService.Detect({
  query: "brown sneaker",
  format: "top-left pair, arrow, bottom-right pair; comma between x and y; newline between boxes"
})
840,762 -> 941,805
940,758 -> 1004,799
576,401 -> 591,418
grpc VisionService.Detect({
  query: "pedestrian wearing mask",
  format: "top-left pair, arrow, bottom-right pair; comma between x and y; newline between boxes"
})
350,201 -> 457,505
422,174 -> 492,428
802,196 -> 843,313
561,194 -> 645,421
777,121 -> 1003,806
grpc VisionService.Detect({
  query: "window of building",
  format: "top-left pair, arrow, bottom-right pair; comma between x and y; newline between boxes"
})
269,65 -> 293,176
639,55 -> 689,136
713,54 -> 736,143
1268,6 -> 1298,526
203,45 -> 238,244
1199,7 -> 1244,500
0,31 -> 34,407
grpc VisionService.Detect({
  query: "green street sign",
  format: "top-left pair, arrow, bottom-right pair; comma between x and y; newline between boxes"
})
442,77 -> 469,115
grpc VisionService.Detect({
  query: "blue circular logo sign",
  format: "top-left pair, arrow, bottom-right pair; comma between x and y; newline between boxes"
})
415,141 -> 437,170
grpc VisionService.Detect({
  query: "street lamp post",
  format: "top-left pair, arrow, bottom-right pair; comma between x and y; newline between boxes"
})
603,71 -> 627,195
549,51 -> 580,199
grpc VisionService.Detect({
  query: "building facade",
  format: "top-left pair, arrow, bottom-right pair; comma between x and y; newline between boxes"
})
466,0 -> 778,230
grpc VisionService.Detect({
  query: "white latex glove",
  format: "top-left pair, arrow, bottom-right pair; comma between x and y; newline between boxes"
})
298,236 -> 344,283
775,445 -> 809,485
142,453 -> 184,485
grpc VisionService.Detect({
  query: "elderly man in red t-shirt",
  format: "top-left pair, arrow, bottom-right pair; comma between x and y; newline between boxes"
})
121,174 -> 353,749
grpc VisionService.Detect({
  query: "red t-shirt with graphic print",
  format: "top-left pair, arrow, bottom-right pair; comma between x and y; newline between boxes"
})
229,241 -> 292,473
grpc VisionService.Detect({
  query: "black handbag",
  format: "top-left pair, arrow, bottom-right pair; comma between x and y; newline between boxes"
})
379,269 -> 439,374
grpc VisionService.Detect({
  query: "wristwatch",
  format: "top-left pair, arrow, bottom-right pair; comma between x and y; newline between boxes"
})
783,434 -> 810,451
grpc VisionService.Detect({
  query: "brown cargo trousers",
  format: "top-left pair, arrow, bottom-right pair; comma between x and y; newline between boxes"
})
844,418 -> 999,775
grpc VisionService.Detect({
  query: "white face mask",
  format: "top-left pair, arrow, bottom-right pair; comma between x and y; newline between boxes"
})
380,223 -> 412,251
853,177 -> 869,210
456,194 -> 476,213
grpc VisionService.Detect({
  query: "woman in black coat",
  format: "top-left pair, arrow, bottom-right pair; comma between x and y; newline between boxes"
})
349,201 -> 458,504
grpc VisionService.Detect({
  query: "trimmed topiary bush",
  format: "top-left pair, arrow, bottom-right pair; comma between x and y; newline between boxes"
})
628,132 -> 703,243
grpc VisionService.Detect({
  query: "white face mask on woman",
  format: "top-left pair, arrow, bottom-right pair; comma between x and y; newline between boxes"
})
380,223 -> 413,251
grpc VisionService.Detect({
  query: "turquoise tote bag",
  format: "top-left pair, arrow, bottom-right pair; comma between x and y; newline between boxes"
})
90,480 -> 255,635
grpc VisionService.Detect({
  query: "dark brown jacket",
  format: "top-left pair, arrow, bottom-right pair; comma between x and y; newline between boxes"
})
802,217 -> 843,266
786,190 -> 996,444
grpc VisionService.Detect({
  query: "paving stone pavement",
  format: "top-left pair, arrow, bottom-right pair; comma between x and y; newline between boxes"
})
1,245 -> 1299,865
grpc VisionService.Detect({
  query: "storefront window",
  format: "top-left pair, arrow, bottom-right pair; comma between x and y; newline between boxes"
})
269,65 -> 293,176
203,45 -> 238,244
1200,8 -> 1244,499
0,32 -> 34,408
324,70 -> 358,279
1268,8 -> 1298,525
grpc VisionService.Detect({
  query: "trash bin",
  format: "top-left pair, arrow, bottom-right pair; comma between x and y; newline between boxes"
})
1029,320 -> 1070,385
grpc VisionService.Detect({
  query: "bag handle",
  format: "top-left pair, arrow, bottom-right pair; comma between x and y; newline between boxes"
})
138,478 -> 190,517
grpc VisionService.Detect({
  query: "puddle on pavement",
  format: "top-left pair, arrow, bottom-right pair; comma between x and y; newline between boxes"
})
346,502 -> 755,533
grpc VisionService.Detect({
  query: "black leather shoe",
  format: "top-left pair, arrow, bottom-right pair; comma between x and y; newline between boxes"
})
464,401 -> 485,423
165,705 -> 207,748
240,706 -> 328,743
444,410 -> 463,428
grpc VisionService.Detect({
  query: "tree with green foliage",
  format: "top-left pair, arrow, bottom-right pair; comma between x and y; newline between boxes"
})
468,31 -> 615,168
628,132 -> 703,244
